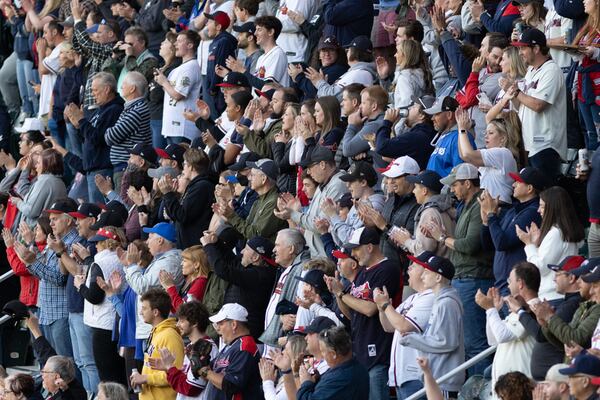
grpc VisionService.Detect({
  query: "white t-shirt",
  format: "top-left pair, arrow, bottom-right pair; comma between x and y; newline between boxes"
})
39,43 -> 63,117
389,290 -> 435,387
480,147 -> 518,204
254,46 -> 290,86
545,9 -> 573,70
518,59 -> 567,159
335,67 -> 375,90
176,339 -> 219,400
162,59 -> 202,140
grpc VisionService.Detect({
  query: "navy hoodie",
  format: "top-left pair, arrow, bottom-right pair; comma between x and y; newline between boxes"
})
322,0 -> 374,46
293,63 -> 349,101
207,31 -> 238,113
375,120 -> 436,170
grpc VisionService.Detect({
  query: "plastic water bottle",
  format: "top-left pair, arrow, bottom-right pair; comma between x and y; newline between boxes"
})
131,368 -> 142,393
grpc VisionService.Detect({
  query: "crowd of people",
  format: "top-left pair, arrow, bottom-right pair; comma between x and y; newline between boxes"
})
0,0 -> 599,398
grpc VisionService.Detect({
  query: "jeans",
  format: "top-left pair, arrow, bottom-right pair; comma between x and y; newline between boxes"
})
15,58 -> 37,116
150,119 -> 167,149
578,101 -> 600,151
590,223 -> 600,258
48,117 -> 66,148
452,278 -> 494,377
68,172 -> 89,202
201,74 -> 218,120
41,317 -> 73,358
368,364 -> 390,400
87,168 -> 113,204
66,122 -> 83,158
0,52 -> 21,116
69,313 -> 100,395
528,148 -> 562,183
397,380 -> 424,400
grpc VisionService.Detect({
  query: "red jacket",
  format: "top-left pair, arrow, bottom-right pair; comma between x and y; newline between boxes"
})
167,276 -> 208,312
7,242 -> 45,306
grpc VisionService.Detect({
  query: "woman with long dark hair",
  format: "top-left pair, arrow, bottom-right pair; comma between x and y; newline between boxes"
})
517,186 -> 584,301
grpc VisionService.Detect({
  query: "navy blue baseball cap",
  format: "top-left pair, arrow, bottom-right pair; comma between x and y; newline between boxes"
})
343,35 -> 373,54
344,227 -> 381,249
247,236 -> 276,266
509,167 -> 550,192
129,143 -> 158,165
408,251 -> 455,280
571,258 -> 598,277
581,259 -> 600,282
143,222 -> 177,243
296,269 -> 330,295
304,316 -> 337,334
68,203 -> 102,219
559,354 -> 600,376
406,170 -> 444,193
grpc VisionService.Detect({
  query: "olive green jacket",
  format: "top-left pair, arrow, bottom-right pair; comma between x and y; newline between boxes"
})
227,186 -> 286,242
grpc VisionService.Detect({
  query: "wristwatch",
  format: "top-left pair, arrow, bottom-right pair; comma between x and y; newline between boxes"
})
380,302 -> 390,312
438,234 -> 447,243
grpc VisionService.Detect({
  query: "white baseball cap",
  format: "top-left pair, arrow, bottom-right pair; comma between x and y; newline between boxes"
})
15,118 -> 45,133
378,156 -> 420,178
439,163 -> 479,186
209,303 -> 248,323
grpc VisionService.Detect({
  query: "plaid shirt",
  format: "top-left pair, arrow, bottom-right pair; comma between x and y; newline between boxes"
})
73,21 -> 114,108
26,228 -> 84,325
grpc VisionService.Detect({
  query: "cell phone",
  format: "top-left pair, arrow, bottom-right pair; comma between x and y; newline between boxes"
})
28,80 -> 36,86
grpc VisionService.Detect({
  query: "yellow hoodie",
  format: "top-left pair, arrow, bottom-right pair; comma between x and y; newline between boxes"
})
141,317 -> 185,400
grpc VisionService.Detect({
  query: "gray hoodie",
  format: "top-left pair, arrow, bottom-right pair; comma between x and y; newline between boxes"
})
316,62 -> 378,100
399,285 -> 465,392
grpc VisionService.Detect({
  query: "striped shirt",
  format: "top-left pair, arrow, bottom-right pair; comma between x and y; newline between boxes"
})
104,97 -> 152,165
26,228 -> 84,325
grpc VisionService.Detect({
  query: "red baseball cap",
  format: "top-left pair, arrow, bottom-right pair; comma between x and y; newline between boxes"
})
204,11 -> 230,30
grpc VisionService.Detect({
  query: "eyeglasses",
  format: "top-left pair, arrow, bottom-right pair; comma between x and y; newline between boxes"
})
40,369 -> 56,374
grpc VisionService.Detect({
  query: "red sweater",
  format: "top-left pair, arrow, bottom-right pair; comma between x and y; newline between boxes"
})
7,243 -> 45,306
167,276 -> 208,312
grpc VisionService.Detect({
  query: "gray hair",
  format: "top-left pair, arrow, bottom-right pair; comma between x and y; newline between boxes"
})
278,228 -> 305,256
92,72 -> 118,94
45,356 -> 76,383
123,71 -> 148,97
319,326 -> 352,356
98,382 -> 129,400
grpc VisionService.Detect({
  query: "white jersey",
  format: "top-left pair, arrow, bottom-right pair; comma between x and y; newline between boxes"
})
162,59 -> 202,140
253,46 -> 290,86
39,43 -> 63,117
544,9 -> 573,70
176,338 -> 219,400
275,0 -> 318,62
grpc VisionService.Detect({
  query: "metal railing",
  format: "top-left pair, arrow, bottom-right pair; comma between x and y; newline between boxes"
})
405,345 -> 498,400
0,270 -> 15,284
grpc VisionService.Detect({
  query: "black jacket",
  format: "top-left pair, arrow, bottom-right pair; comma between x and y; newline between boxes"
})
380,193 -> 419,270
375,120 -> 436,170
203,243 -> 277,341
162,174 -> 215,249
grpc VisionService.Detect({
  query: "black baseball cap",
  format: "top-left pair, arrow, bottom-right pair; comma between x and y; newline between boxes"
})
512,28 -> 547,47
559,354 -> 600,376
408,251 -> 455,280
345,227 -> 381,249
3,300 -> 29,320
412,95 -> 436,110
230,152 -> 260,171
254,88 -> 276,100
233,21 -> 255,35
46,198 -> 78,214
296,269 -> 330,295
508,167 -> 550,192
336,192 -> 353,209
304,316 -> 337,334
247,158 -> 279,181
105,200 -> 128,223
275,299 -> 299,316
129,143 -> 158,165
571,258 -> 600,277
90,210 -> 125,230
68,203 -> 102,219
216,72 -> 250,88
299,145 -> 334,168
247,236 -> 276,266
406,170 -> 444,193
423,96 -> 459,115
155,144 -> 186,165
581,259 -> 600,282
339,161 -> 378,187
318,36 -> 340,50
343,35 -> 373,54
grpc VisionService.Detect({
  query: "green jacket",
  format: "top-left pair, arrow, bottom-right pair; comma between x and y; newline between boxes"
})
450,194 -> 494,279
243,118 -> 283,158
227,186 -> 286,242
543,300 -> 600,349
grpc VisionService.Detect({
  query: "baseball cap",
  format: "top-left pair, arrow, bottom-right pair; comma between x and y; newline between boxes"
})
229,152 -> 260,171
299,145 -> 334,168
332,247 -> 356,260
512,28 -> 547,47
339,161 -> 378,187
209,303 -> 248,323
216,72 -> 250,88
439,163 -> 479,186
148,166 -> 179,180
247,158 -> 279,181
547,255 -> 587,273
378,156 -> 420,178
46,198 -> 78,214
232,21 -> 255,35
318,36 -> 340,51
408,251 -> 455,280
59,16 -> 74,28
412,95 -> 437,110
423,96 -> 459,115
296,269 -> 330,295
571,258 -> 600,277
247,236 -> 276,266
275,299 -> 298,316
405,170 -> 444,193
512,0 -> 541,4
129,143 -> 158,165
142,222 -> 177,243
345,226 -> 380,249
2,300 -> 29,320
336,192 -> 353,209
155,144 -> 186,165
204,11 -> 230,30
304,316 -> 336,334
559,354 -> 600,376
68,203 -> 102,219
15,118 -> 44,133
86,23 -> 100,34
582,263 -> 600,283
343,35 -> 373,54
508,167 -> 550,192
105,200 -> 128,223
90,210 -> 125,230
88,227 -> 121,242
254,88 -> 276,100
545,364 -> 570,383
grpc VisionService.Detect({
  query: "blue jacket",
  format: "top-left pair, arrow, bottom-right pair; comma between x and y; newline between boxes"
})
297,357 -> 370,400
479,0 -> 520,37
588,150 -> 600,221
440,31 -> 473,88
293,63 -> 349,101
481,197 -> 542,294
375,120 -> 436,170
207,31 -> 238,113
65,96 -> 124,173
322,0 -> 374,46
426,129 -> 475,178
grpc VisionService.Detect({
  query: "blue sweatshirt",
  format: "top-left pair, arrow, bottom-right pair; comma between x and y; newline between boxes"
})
375,120 -> 436,170
426,129 -> 475,178
297,357 -> 370,400
588,150 -> 600,221
479,0 -> 520,37
207,31 -> 238,113
293,63 -> 349,101
322,0 -> 374,46
480,197 -> 542,294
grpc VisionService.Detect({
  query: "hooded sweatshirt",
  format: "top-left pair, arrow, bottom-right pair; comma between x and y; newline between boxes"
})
141,317 -> 185,400
316,62 -> 377,100
404,194 -> 456,258
399,285 -> 465,392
